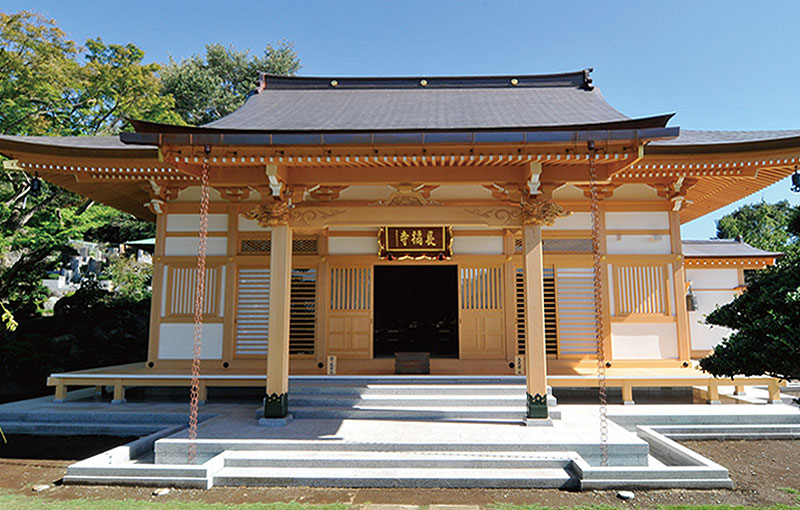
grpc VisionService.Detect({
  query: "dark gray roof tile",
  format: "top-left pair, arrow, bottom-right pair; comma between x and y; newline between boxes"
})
682,239 -> 781,258
201,72 -> 640,132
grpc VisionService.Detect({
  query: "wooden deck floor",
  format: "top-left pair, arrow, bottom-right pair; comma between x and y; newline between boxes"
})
46,362 -> 783,404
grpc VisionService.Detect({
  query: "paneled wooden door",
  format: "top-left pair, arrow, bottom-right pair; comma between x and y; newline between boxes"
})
459,265 -> 506,359
327,265 -> 373,359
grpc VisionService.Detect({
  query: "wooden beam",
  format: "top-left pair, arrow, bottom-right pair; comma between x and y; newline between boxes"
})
286,165 -> 528,186
288,205 -> 524,228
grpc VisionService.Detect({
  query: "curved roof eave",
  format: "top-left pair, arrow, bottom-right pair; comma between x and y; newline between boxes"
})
647,129 -> 800,154
0,135 -> 157,159
121,115 -> 678,147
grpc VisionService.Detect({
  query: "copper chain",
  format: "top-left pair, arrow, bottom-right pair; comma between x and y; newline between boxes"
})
588,152 -> 610,466
187,158 -> 210,464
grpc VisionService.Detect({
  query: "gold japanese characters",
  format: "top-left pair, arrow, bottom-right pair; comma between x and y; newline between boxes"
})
378,226 -> 453,260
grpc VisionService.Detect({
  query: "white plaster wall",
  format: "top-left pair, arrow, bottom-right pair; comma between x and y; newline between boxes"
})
605,211 -> 670,230
684,268 -> 739,352
611,322 -> 679,359
171,187 -> 224,203
452,236 -> 503,255
606,235 -> 671,254
329,236 -> 379,255
430,184 -> 493,201
238,216 -> 268,232
689,290 -> 738,351
685,268 -> 739,290
165,237 -> 227,256
158,323 -> 223,359
542,212 -> 591,230
166,213 -> 228,232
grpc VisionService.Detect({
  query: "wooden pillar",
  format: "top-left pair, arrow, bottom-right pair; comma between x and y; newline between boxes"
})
147,212 -> 167,367
265,223 -> 293,418
523,223 -> 548,419
221,203 -> 239,368
669,211 -> 691,362
597,201 -> 613,359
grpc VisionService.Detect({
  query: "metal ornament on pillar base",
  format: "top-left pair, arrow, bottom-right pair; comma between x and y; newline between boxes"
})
524,392 -> 553,426
259,393 -> 293,426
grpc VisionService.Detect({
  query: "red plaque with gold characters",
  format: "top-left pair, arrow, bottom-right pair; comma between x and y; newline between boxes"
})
378,226 -> 453,260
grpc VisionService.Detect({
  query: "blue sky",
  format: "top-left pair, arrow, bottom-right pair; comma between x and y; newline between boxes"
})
6,1 -> 800,239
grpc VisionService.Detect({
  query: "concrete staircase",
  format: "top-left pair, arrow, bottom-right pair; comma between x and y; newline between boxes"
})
282,376 -> 559,421
212,447 -> 578,488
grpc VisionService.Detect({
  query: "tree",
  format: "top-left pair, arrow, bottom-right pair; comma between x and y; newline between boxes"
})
0,11 -> 174,314
700,206 -> 800,381
161,41 -> 300,125
105,255 -> 152,301
0,11 -> 80,136
715,200 -> 796,253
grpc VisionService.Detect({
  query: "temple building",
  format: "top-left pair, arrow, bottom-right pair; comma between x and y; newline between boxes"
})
0,69 -> 791,420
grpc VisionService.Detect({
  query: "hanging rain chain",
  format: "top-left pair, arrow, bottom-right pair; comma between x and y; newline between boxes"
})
588,149 -> 610,466
187,155 -> 211,464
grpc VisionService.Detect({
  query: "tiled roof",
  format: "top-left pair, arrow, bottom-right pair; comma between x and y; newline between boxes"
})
0,135 -> 147,149
682,239 -> 781,258
198,71 -> 669,132
652,129 -> 800,146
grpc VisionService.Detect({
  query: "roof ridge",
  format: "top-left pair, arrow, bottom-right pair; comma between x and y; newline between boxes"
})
254,69 -> 595,91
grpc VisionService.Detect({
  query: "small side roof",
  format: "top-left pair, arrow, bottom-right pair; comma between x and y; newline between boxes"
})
682,239 -> 781,258
648,129 -> 800,153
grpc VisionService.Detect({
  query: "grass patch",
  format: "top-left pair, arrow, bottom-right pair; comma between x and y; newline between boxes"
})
0,491 -> 349,510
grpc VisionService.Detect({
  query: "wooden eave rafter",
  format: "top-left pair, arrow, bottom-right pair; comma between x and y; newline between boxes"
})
4,135 -> 800,226
629,147 -> 800,223
684,256 -> 778,269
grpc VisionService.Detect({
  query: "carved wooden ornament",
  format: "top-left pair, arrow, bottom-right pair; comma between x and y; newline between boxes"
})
521,197 -> 571,226
243,201 -> 290,227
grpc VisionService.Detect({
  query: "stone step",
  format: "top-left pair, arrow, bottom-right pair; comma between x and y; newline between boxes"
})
0,411 -> 189,424
0,421 -> 168,436
289,406 -> 526,420
288,383 -> 528,396
653,424 -> 800,440
223,450 -> 574,469
289,394 -> 526,407
212,466 -> 577,489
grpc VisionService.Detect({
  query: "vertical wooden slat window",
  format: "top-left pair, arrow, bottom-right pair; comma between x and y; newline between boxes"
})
168,266 -> 219,317
234,268 -> 270,356
460,266 -> 502,310
515,267 -> 526,355
543,267 -> 558,356
613,263 -> 670,316
289,267 -> 317,355
330,267 -> 371,311
514,267 -> 557,357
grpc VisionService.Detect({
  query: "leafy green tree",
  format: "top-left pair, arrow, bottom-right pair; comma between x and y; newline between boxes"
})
161,41 -> 300,125
105,256 -> 152,301
700,207 -> 800,381
65,38 -> 184,134
715,200 -> 796,253
79,204 -> 155,244
0,11 -> 172,314
0,11 -> 80,136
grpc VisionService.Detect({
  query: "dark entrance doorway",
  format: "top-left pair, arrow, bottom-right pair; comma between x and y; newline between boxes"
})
373,265 -> 459,358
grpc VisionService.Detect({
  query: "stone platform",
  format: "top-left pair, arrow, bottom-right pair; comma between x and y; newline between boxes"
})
2,376 -> 799,489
